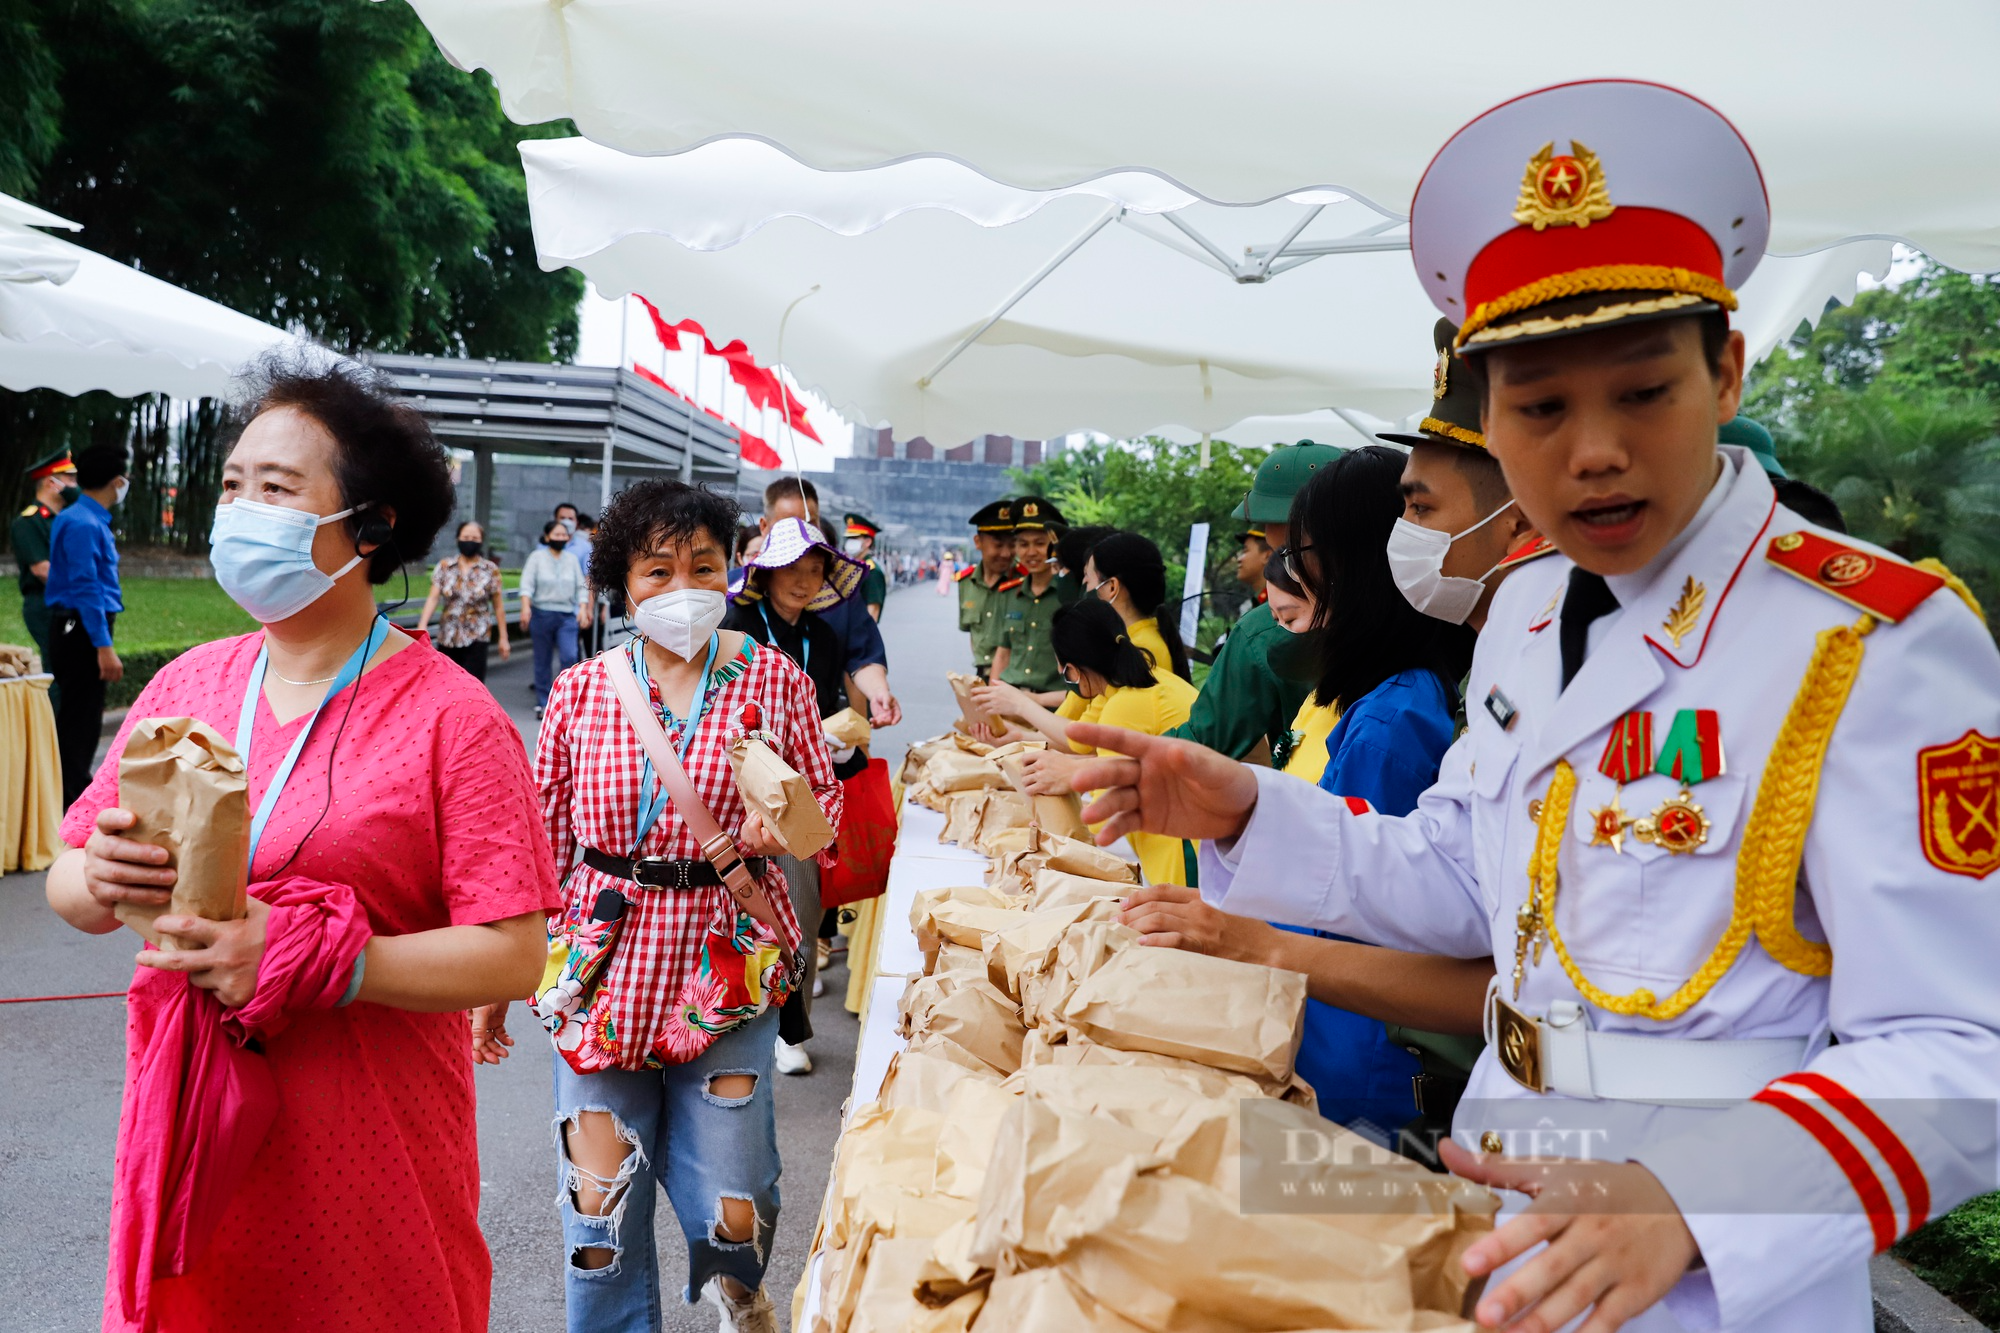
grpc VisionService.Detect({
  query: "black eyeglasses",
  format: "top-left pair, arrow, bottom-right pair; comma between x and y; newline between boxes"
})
1274,542 -> 1316,582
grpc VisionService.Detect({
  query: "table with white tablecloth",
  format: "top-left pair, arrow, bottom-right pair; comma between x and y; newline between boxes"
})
795,800 -> 1138,1329
0,674 -> 63,872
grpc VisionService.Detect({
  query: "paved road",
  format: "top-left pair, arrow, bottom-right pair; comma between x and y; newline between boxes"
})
0,578 -> 970,1331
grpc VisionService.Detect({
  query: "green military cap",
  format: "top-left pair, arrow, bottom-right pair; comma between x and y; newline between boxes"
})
1719,415 -> 1786,478
23,449 -> 77,481
969,498 -> 1015,531
1231,440 -> 1344,522
1011,495 -> 1067,532
1376,318 -> 1487,451
843,513 -> 882,539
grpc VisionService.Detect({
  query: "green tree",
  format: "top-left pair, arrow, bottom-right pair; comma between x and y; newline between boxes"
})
1012,438 -> 1266,634
1746,262 -> 2000,427
1780,385 -> 2000,610
0,0 -> 584,549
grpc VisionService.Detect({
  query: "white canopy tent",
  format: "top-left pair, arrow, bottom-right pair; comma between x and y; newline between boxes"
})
0,194 -> 291,399
525,137 -> 1892,444
415,0 -> 2000,273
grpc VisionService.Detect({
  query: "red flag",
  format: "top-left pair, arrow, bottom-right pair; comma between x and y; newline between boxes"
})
631,363 -> 786,469
633,298 -> 823,444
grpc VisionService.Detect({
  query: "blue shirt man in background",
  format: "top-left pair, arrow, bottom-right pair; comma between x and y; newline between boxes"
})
46,442 -> 128,806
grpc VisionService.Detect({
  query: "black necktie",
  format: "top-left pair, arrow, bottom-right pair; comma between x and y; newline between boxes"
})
1559,568 -> 1620,691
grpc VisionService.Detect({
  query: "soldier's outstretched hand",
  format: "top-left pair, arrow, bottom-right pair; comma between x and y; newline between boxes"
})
1439,1138 -> 1699,1333
1066,724 -> 1259,845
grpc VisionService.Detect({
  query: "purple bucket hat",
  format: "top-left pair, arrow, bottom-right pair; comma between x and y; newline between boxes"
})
734,516 -> 866,611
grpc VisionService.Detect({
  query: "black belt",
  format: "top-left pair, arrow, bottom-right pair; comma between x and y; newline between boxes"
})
583,846 -> 768,889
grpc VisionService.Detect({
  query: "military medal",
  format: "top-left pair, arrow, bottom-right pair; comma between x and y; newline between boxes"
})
1583,710 -> 1651,853
1631,709 -> 1723,854
1633,791 -> 1710,854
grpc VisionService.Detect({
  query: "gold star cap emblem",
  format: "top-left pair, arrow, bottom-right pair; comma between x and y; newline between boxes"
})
1513,140 -> 1616,231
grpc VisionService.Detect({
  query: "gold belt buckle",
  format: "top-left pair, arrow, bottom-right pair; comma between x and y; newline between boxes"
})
1492,993 -> 1546,1093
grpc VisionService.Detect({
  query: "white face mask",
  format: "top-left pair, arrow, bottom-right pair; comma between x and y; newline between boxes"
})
209,497 -> 365,624
112,478 -> 130,507
633,587 -> 728,659
1385,501 -> 1516,625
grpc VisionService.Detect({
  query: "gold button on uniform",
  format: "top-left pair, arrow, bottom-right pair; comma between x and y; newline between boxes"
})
1527,797 -> 1544,822
1480,1131 -> 1504,1155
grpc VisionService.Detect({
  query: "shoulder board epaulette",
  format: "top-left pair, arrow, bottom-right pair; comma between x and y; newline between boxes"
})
955,564 -> 977,581
1765,530 -> 1943,624
1494,533 -> 1558,573
19,505 -> 38,517
996,577 -> 1024,593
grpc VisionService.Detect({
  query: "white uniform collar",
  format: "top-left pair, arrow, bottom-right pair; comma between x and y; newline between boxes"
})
1604,449 -> 1739,611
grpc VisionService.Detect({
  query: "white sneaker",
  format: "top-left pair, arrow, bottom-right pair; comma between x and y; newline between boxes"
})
703,1277 -> 778,1333
774,1036 -> 812,1075
811,974 -> 825,998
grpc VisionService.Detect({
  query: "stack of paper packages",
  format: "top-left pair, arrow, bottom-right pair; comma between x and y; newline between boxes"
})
804,732 -> 1497,1332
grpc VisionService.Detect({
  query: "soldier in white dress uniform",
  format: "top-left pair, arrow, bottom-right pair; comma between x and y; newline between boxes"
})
1079,79 -> 2000,1333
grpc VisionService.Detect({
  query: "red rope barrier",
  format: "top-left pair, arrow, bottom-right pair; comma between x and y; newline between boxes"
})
0,991 -> 126,1004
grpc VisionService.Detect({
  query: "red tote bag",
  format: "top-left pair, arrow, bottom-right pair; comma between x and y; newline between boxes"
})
821,757 -> 895,909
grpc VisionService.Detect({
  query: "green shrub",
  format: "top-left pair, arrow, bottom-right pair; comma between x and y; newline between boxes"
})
1896,1191 -> 2000,1325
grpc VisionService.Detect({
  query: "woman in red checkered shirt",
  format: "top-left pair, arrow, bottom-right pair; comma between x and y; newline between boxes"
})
473,480 -> 840,1333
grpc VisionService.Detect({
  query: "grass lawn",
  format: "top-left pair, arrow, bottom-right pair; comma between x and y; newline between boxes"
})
0,566 -> 524,705
0,567 -> 527,654
1898,1192 -> 2000,1325
0,577 -> 255,655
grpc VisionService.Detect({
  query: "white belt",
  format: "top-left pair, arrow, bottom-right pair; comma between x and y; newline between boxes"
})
1484,986 -> 1811,1107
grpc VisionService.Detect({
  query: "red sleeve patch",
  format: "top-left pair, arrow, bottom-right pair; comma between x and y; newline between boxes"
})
1765,531 -> 1944,624
1917,730 -> 2000,880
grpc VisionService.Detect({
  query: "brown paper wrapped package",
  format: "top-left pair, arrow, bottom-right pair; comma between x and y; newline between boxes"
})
993,750 -> 1093,843
114,717 -> 251,949
946,672 -> 995,732
949,731 -> 996,757
923,977 -> 1028,1075
1038,831 -> 1139,883
726,735 -> 836,858
901,733 -> 958,786
981,899 -> 1119,1001
1029,866 -> 1130,912
1029,1032 -> 1320,1112
848,1237 -> 985,1333
1061,946 -> 1307,1082
932,1077 -> 1022,1199
970,791 -> 1033,854
972,1269 -> 1148,1332
939,791 -> 989,846
971,1096 -> 1418,1332
823,706 -> 872,751
924,749 -> 1011,794
879,1049 -> 1000,1116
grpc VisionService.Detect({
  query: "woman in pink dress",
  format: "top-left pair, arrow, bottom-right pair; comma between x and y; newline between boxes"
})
44,355 -> 559,1332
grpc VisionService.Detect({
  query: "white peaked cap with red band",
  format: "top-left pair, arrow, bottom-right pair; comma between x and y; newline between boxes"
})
1411,80 -> 1771,350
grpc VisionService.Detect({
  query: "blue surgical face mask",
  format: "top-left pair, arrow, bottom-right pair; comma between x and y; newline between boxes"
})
209,497 -> 366,624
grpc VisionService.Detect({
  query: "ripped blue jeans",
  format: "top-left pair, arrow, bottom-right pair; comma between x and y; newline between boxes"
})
551,1009 -> 781,1331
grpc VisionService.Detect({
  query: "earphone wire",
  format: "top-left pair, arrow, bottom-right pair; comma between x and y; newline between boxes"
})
264,611 -> 377,881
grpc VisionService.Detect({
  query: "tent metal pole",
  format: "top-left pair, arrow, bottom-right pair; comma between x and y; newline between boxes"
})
1247,204 -> 1324,280
1329,406 -> 1380,447
918,202 -> 1124,389
1160,211 -> 1239,273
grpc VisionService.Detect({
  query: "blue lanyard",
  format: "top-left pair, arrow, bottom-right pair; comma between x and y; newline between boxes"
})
758,600 -> 809,675
234,616 -> 391,875
630,633 -> 721,853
